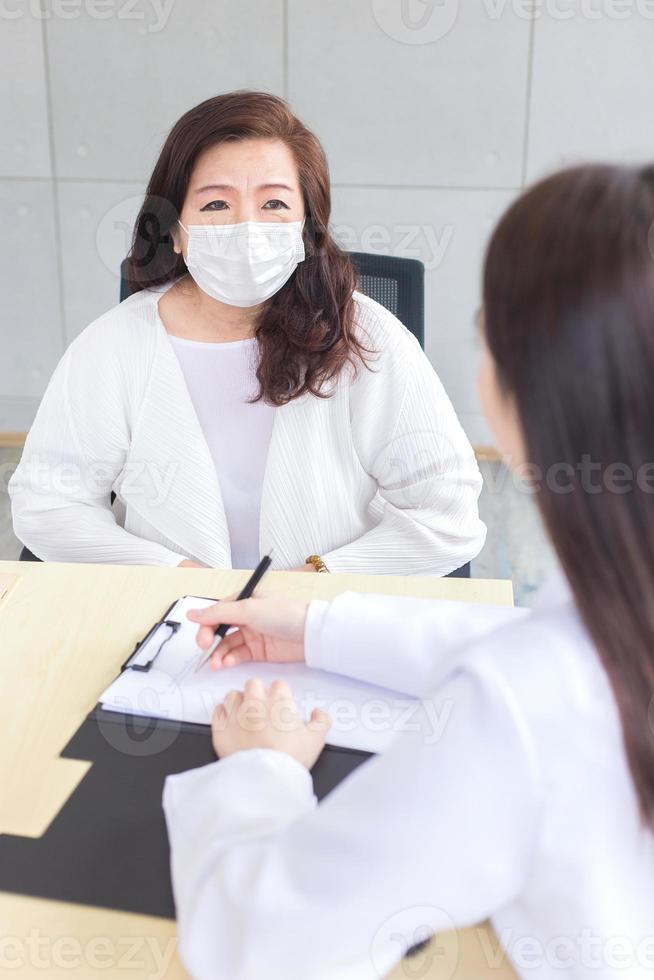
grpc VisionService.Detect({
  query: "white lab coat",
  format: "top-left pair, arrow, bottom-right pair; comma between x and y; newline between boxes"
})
163,573 -> 654,980
9,283 -> 485,574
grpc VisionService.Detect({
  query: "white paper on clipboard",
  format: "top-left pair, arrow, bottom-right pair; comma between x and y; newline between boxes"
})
99,595 -> 418,753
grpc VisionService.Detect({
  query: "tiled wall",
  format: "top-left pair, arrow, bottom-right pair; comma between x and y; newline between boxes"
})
2,0 -> 654,441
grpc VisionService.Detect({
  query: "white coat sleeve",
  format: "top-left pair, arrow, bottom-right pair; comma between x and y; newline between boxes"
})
163,662 -> 543,980
8,332 -> 185,565
322,321 -> 486,577
305,591 -> 529,696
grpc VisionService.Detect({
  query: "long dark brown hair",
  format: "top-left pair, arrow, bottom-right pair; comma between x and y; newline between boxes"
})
126,90 -> 370,405
483,164 -> 654,826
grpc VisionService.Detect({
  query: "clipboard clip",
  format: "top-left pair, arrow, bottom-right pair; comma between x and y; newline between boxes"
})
122,619 -> 181,673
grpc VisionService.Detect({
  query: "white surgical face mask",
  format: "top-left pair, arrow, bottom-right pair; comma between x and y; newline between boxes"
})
177,218 -> 306,308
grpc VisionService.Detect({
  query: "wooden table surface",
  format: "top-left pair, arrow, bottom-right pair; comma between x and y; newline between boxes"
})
0,560 -> 517,979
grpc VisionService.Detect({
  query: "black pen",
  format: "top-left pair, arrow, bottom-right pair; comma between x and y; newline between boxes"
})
194,552 -> 273,672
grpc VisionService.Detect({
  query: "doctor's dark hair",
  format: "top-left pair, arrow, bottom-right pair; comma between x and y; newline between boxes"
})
126,90 -> 370,405
483,163 -> 654,827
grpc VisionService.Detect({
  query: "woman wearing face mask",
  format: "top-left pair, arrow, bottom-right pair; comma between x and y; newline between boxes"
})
9,91 -> 485,574
163,165 -> 654,980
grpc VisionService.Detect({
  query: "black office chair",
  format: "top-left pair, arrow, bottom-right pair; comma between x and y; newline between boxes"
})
22,253 -> 469,576
19,546 -> 39,561
348,252 -> 425,349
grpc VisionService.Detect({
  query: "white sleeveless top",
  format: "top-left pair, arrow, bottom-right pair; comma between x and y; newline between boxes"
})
167,334 -> 275,569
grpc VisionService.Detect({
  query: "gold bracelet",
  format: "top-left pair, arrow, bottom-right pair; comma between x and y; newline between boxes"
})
306,554 -> 329,574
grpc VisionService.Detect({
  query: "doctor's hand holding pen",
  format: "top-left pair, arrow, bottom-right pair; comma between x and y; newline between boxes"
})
187,595 -> 310,670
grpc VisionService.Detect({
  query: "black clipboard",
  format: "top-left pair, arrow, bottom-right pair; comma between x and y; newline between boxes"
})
0,595 -> 373,918
118,594 -> 218,672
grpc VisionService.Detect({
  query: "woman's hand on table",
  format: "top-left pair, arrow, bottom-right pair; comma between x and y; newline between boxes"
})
211,678 -> 331,767
187,595 -> 310,669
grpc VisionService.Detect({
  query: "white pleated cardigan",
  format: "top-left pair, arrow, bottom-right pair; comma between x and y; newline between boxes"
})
9,283 -> 486,574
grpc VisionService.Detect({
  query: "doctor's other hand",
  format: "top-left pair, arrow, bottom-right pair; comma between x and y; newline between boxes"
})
187,596 -> 309,670
211,679 -> 331,768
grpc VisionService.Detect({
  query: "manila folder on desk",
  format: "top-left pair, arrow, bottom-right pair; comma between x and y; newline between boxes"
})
99,595 -> 419,754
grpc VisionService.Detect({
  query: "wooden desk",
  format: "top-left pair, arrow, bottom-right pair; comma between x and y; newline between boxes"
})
0,560 -> 516,979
